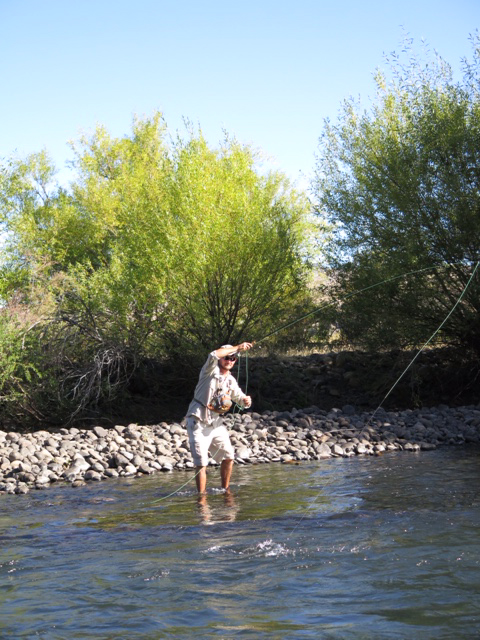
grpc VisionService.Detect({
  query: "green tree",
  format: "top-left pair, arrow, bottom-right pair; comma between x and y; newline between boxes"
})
0,113 -> 317,424
313,35 -> 480,353
0,117 -> 175,421
163,131 -> 314,353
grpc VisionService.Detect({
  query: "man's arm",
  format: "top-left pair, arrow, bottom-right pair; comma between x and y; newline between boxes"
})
215,342 -> 253,359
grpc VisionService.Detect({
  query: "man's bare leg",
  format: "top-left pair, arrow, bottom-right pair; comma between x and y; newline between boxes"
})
196,466 -> 207,493
221,459 -> 234,490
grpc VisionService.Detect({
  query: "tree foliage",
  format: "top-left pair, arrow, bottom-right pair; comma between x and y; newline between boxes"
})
314,35 -> 480,353
0,114 -> 316,425
163,132 -> 313,352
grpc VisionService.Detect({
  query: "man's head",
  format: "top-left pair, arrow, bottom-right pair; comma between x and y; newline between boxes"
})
219,345 -> 238,371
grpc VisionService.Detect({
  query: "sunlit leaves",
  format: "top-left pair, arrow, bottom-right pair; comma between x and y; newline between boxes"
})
0,112 -> 317,422
314,35 -> 480,353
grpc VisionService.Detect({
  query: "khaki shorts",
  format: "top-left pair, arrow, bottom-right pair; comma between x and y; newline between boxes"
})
186,416 -> 235,467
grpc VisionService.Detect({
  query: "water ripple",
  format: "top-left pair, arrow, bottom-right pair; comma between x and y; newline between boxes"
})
0,447 -> 479,638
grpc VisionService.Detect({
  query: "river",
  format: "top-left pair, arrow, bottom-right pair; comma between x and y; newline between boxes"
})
1,446 -> 479,639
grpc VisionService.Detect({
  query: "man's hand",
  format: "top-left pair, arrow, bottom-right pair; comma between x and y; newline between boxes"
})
237,342 -> 253,352
243,395 -> 252,408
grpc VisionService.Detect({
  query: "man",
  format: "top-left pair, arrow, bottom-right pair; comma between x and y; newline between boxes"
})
185,342 -> 253,493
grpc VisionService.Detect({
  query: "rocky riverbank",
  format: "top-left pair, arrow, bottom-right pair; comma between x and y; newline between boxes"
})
1,403 -> 480,495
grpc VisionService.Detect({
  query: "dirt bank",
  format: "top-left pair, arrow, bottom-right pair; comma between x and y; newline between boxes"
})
111,346 -> 479,427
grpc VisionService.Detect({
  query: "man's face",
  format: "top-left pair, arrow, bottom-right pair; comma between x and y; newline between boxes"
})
219,355 -> 237,371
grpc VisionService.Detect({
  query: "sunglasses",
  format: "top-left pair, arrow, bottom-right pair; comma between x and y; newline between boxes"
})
223,354 -> 238,362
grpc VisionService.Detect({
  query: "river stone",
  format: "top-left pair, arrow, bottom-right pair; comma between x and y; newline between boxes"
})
156,444 -> 171,456
296,418 -> 310,429
64,465 -> 89,482
125,431 -> 141,442
236,446 -> 252,460
169,424 -> 184,436
123,464 -> 138,475
419,441 -> 436,450
15,483 -> 30,494
142,443 -> 156,455
112,452 -> 131,468
66,456 -> 90,473
313,443 -> 329,458
85,470 -> 103,481
331,443 -> 345,456
18,472 -> 36,483
156,455 -> 175,471
342,404 -> 356,415
132,454 -> 144,467
93,426 -> 109,438
294,450 -> 308,460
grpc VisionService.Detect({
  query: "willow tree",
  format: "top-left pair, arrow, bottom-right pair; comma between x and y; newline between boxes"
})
0,113 -> 316,423
0,115 -> 176,421
314,36 -> 480,354
163,132 -> 314,353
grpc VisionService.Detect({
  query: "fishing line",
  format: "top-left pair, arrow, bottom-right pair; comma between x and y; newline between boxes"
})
286,259 -> 480,539
151,259 -> 476,509
255,261 -> 472,345
365,260 -> 480,428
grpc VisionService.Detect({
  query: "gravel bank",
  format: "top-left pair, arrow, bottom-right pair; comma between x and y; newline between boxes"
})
1,404 -> 480,495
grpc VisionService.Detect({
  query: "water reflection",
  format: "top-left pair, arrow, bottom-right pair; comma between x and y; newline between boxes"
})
196,490 -> 239,525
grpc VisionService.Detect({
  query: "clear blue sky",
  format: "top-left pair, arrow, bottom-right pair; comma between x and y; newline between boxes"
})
1,0 -> 479,190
